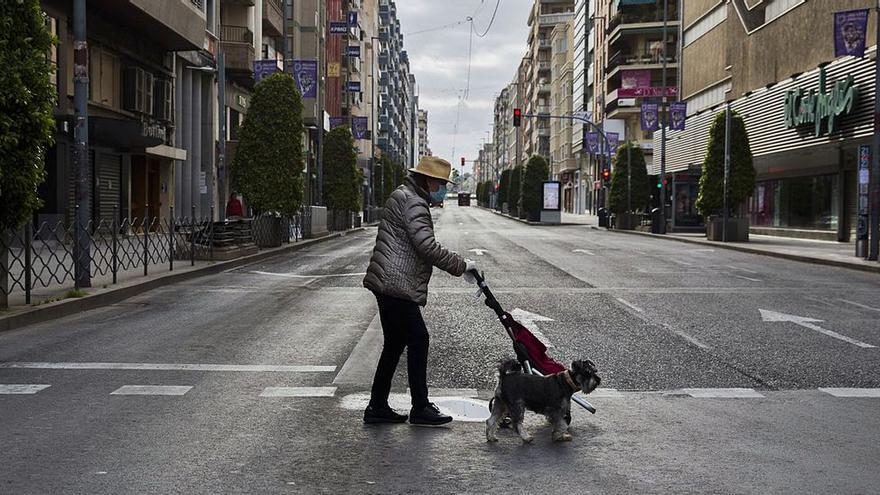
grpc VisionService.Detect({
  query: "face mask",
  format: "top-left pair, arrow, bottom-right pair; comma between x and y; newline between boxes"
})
430,185 -> 447,203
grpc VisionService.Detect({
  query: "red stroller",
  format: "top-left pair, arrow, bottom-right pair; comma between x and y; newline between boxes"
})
470,270 -> 597,415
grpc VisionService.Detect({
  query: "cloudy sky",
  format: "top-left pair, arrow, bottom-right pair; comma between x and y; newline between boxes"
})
395,0 -> 533,174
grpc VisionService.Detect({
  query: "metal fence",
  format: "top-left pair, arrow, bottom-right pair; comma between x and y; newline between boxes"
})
0,207 -> 307,309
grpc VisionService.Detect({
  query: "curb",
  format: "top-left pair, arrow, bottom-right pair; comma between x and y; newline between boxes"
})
485,208 -> 592,227
605,228 -> 880,275
0,228 -> 365,333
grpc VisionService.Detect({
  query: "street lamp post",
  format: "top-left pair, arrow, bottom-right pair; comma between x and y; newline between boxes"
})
869,0 -> 880,260
658,0 -> 669,234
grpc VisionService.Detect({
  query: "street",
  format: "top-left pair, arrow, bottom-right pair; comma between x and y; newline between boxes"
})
2,204 -> 879,494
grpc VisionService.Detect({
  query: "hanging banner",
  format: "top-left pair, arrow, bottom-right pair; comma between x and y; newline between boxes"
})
352,116 -> 369,140
669,101 -> 687,131
619,69 -> 677,97
292,60 -> 318,98
640,103 -> 660,131
327,62 -> 341,77
329,117 -> 345,129
834,9 -> 868,58
585,131 -> 600,155
253,59 -> 279,83
348,11 -> 358,27
347,81 -> 361,92
347,46 -> 360,57
607,132 -> 619,157
330,21 -> 348,34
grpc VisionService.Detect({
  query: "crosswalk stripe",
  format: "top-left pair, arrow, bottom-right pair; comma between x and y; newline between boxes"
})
818,388 -> 880,398
259,387 -> 337,397
110,385 -> 192,396
0,384 -> 51,395
0,362 -> 336,373
679,388 -> 765,398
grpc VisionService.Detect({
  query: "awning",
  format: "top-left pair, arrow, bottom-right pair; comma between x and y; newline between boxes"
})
89,117 -> 165,149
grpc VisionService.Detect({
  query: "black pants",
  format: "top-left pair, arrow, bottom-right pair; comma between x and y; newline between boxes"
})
369,293 -> 430,409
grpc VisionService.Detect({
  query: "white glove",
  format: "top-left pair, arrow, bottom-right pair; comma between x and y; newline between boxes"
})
463,259 -> 478,285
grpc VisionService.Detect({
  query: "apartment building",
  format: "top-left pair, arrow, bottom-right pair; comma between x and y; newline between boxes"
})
571,0 -> 596,214
377,0 -> 416,168
550,20 -> 576,212
418,109 -> 429,159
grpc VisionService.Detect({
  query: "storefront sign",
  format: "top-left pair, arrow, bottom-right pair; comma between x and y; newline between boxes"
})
329,21 -> 348,34
347,81 -> 361,92
543,181 -> 561,211
347,46 -> 360,57
784,68 -> 858,137
619,70 -> 677,97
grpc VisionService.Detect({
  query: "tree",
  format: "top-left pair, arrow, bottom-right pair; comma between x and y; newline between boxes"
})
0,0 -> 56,230
508,165 -> 523,213
322,127 -> 361,213
608,141 -> 650,214
230,72 -> 303,217
374,155 -> 405,206
522,155 -> 549,219
498,169 -> 511,209
696,110 -> 756,217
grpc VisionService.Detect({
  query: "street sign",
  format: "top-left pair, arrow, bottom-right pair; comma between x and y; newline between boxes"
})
347,81 -> 361,92
329,21 -> 348,34
347,45 -> 360,57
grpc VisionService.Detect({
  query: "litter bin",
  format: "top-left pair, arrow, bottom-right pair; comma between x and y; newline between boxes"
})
650,208 -> 662,234
598,208 -> 608,228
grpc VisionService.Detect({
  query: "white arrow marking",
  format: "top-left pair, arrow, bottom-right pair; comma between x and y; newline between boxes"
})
510,308 -> 555,348
759,309 -> 876,348
468,249 -> 488,256
572,249 -> 595,255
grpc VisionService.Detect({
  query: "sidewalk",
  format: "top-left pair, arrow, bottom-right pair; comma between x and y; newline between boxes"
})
609,228 -> 880,274
487,208 -> 598,226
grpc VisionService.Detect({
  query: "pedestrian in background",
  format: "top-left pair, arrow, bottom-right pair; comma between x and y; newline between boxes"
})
225,192 -> 243,219
362,156 -> 477,425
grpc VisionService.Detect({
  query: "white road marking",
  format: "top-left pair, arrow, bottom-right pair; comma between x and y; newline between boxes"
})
669,259 -> 693,266
734,275 -> 762,282
407,388 -> 478,398
615,297 -> 643,313
587,388 -> 622,398
837,299 -> 880,313
468,248 -> 488,256
251,271 -> 366,279
334,314 -> 383,386
110,385 -> 192,396
510,308 -> 555,348
259,387 -> 337,398
680,388 -> 765,398
673,330 -> 711,350
693,249 -> 715,253
818,388 -> 880,398
0,362 -> 337,373
0,384 -> 51,395
759,309 -> 876,348
572,249 -> 595,255
726,265 -> 758,274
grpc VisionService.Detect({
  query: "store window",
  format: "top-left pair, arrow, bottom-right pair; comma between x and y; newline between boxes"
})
750,174 -> 839,231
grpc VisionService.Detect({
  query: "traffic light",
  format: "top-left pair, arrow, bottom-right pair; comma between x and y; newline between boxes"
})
513,108 -> 522,127
601,167 -> 611,186
657,177 -> 668,189
461,157 -> 465,167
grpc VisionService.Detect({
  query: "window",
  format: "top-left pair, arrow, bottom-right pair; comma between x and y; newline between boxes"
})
205,0 -> 217,35
683,4 -> 726,47
89,46 -> 120,108
764,0 -> 805,23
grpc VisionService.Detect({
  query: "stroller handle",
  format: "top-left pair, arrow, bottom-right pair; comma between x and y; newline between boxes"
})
469,269 -> 506,319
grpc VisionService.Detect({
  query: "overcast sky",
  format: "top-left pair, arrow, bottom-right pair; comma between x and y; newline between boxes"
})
395,0 -> 532,175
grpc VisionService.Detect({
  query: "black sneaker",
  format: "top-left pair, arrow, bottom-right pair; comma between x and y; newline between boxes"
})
363,404 -> 408,424
409,403 -> 452,426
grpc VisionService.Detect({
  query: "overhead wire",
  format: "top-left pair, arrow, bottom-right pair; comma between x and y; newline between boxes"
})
472,0 -> 501,38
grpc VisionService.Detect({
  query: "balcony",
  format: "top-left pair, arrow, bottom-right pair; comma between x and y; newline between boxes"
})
605,49 -> 678,73
220,25 -> 255,87
537,60 -> 551,72
91,0 -> 207,51
263,0 -> 283,36
538,38 -> 552,50
606,3 -> 679,34
537,82 -> 551,94
538,13 -> 574,27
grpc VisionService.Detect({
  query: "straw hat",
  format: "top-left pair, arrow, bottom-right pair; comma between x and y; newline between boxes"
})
409,156 -> 453,183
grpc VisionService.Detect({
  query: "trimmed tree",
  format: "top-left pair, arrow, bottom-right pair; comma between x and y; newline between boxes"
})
696,110 -> 756,217
374,155 -> 405,205
608,141 -> 650,215
522,155 -> 549,220
508,165 -> 523,215
0,0 -> 56,230
498,169 -> 511,210
231,72 -> 304,217
322,127 -> 361,213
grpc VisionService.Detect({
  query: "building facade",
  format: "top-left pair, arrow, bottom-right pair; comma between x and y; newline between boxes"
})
658,0 -> 877,240
550,20 -> 576,212
417,109 -> 429,159
377,0 -> 417,168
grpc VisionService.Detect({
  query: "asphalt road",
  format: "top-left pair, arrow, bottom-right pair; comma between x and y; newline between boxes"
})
1,204 -> 879,494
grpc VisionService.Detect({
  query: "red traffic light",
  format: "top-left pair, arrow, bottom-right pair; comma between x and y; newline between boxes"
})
513,108 -> 522,127
601,168 -> 610,179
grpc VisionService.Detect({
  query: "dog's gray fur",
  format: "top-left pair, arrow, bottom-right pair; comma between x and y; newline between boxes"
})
486,359 -> 600,443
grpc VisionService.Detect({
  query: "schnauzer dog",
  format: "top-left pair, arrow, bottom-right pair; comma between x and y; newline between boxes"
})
486,359 -> 600,443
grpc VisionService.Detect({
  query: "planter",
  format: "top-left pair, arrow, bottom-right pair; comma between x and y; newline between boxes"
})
706,216 -> 749,242
614,212 -> 639,230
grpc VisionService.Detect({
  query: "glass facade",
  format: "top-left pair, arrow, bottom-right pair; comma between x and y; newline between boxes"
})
750,174 -> 839,231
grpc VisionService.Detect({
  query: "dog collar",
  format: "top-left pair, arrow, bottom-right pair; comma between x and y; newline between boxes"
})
562,370 -> 580,393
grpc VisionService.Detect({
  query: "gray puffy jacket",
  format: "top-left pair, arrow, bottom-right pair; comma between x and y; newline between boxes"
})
363,177 -> 466,306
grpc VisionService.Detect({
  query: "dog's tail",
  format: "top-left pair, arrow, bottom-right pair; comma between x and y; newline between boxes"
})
498,359 -> 522,377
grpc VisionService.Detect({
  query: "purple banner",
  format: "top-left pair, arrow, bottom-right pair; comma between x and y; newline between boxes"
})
835,9 -> 868,58
329,117 -> 345,129
606,132 -> 619,157
585,131 -> 600,155
292,60 -> 318,98
254,59 -> 279,83
352,116 -> 369,140
640,103 -> 660,132
619,87 -> 678,98
669,101 -> 687,131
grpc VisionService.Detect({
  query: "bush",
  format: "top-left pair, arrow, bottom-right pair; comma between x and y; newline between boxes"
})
322,127 -> 361,213
476,182 -> 484,205
696,110 -> 756,217
231,72 -> 304,217
608,141 -> 650,214
0,0 -> 56,230
508,165 -> 523,213
522,155 -> 549,218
